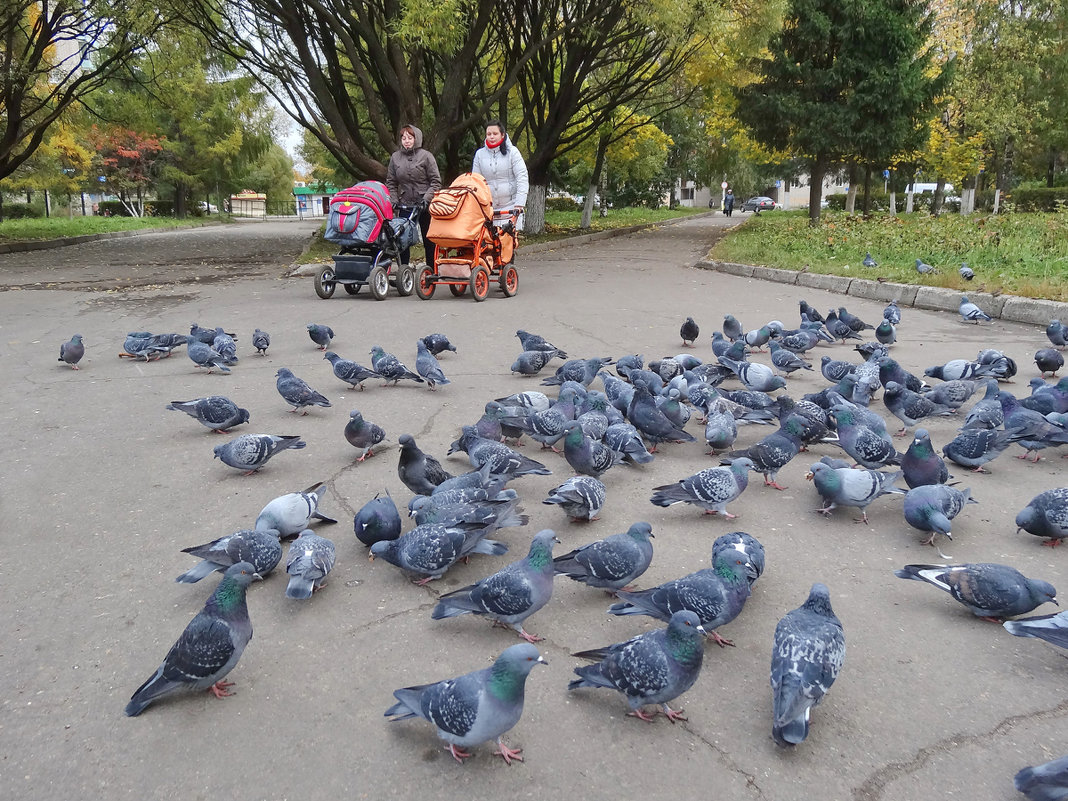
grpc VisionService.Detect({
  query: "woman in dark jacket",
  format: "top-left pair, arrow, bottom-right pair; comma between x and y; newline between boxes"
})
385,124 -> 442,269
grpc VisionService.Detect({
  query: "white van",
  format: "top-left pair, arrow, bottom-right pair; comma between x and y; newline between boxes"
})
908,182 -> 954,195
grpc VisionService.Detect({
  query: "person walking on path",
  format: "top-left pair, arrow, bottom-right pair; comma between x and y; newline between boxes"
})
724,189 -> 735,217
386,124 -> 441,270
472,119 -> 529,230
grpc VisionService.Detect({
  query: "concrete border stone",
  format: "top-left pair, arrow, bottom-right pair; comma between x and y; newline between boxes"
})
796,272 -> 851,293
1001,296 -> 1068,326
846,279 -> 918,305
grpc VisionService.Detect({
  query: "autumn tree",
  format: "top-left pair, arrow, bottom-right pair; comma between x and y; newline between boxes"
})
89,127 -> 166,216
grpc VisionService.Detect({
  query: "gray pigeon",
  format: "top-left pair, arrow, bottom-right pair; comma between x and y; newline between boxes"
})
125,562 -> 260,716
902,483 -> 976,552
711,531 -> 765,587
59,334 -> 85,369
252,328 -> 270,355
187,339 -> 231,373
959,295 -> 992,324
900,428 -> 951,488
415,339 -> 450,390
560,421 -> 623,479
922,379 -> 978,410
516,329 -> 567,357
703,400 -> 739,453
324,351 -> 381,390
451,427 -> 552,478
511,349 -> 561,375
397,434 -> 454,495
1016,488 -> 1068,547
353,492 -> 402,546
540,356 -> 613,387
680,317 -> 700,347
1014,754 -> 1068,801
275,367 -> 332,414
370,345 -> 424,385
191,322 -> 233,344
1035,348 -> 1064,377
307,323 -> 334,350
431,529 -> 559,642
820,356 -> 855,384
213,433 -> 306,475
370,522 -> 508,584
408,494 -> 527,531
874,320 -> 896,346
255,481 -> 337,536
212,329 -> 238,365
344,409 -> 387,461
569,610 -> 705,722
770,583 -> 845,746
1004,612 -> 1068,651
1046,319 -> 1068,349
725,416 -> 806,490
894,563 -> 1058,620
421,333 -> 457,355
942,427 -> 1023,472
830,406 -> 900,469
176,528 -> 282,583
838,307 -> 873,333
649,458 -> 756,519
723,314 -> 743,342
769,341 -> 813,375
385,643 -> 546,765
604,422 -> 655,465
608,548 -> 752,647
961,379 -> 1004,430
285,529 -> 336,599
883,300 -> 901,325
553,522 -> 654,591
628,378 -> 695,451
883,381 -> 954,436
863,252 -> 878,268
959,263 -> 974,280
167,396 -> 250,433
806,462 -> 905,524
915,258 -> 937,275
543,475 -> 607,521
719,357 -> 787,393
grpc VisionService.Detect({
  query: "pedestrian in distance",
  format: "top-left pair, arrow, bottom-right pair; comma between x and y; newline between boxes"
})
724,188 -> 735,217
385,124 -> 441,271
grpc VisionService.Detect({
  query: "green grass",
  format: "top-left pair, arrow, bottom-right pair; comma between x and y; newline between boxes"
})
295,205 -> 704,264
711,209 -> 1068,301
0,215 -> 226,243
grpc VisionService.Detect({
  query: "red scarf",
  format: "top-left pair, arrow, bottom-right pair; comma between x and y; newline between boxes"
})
485,138 -> 503,149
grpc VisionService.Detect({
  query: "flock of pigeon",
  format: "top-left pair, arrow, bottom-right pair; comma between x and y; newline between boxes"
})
59,295 -> 1068,793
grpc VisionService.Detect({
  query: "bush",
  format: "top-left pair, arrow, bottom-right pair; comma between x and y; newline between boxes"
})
1,202 -> 42,219
545,196 -> 579,212
1004,187 -> 1068,212
97,200 -> 132,217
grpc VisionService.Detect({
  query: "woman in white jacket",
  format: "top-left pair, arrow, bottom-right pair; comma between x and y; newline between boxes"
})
471,119 -> 529,229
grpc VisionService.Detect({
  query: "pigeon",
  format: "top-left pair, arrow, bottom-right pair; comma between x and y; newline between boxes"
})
540,357 -> 613,388
176,529 -> 282,583
604,422 -> 655,465
704,401 -> 739,453
370,523 -> 508,584
961,379 -> 1004,430
975,348 -> 1018,380
516,329 -> 567,357
353,492 -> 402,546
806,462 -> 905,524
344,409 -> 387,461
370,345 -> 424,385
285,529 -> 336,599
166,396 -> 250,433
883,300 -> 901,325
274,368 -> 331,414
722,314 -> 743,342
1036,348 -> 1064,377
838,307 -> 874,332
543,475 -> 607,521
1016,488 -> 1068,547
769,341 -> 813,375
863,252 -> 878,268
511,349 -> 562,375
560,421 -> 623,479
895,563 -> 1058,620
942,428 -> 1022,472
770,583 -> 845,746
680,317 -> 700,347
821,356 -> 855,384
959,263 -> 974,281
251,328 -> 270,355
1004,612 -> 1068,650
213,433 -> 305,475
999,391 -> 1068,460
649,458 -> 756,519
431,530 -> 559,642
922,379 -> 977,410
711,531 -> 765,587
409,494 -> 527,532
416,339 -> 451,390
1046,319 -> 1068,350
451,427 -> 553,478
608,548 -> 752,647
569,610 -> 705,722
743,325 -> 773,351
725,417 -> 805,490
421,333 -> 457,355
397,434 -> 454,495
959,295 -> 992,324
324,352 -> 381,390
385,643 -> 546,765
255,481 -> 337,536
191,322 -> 234,344
900,428 -> 950,488
125,562 -> 260,716
307,323 -> 334,350
1013,755 -> 1068,801
212,329 -> 238,365
799,301 -> 824,324
874,320 -> 896,346
553,522 -> 654,591
902,484 -> 976,551
58,334 -> 84,369
831,406 -> 901,469
883,381 -> 954,436
187,339 -> 231,373
915,258 -> 937,275
1022,377 -> 1068,415
825,310 -> 862,343
719,357 -> 786,393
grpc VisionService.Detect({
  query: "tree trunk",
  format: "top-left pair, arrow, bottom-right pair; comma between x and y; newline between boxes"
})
932,179 -> 945,217
861,167 -> 872,216
1048,148 -> 1057,188
525,184 -> 546,234
581,131 -> 610,229
888,190 -> 897,216
175,181 -> 188,218
808,160 -> 826,227
845,164 -> 857,214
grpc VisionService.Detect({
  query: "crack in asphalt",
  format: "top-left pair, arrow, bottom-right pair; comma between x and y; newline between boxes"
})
682,724 -> 767,798
853,694 -> 1068,801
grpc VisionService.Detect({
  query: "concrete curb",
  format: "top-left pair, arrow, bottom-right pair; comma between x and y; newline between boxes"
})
696,259 -> 1068,325
0,220 -> 225,254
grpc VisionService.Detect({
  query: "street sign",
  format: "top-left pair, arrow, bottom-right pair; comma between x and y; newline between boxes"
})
883,169 -> 890,178
775,180 -> 781,187
721,181 -> 728,189
98,176 -> 106,182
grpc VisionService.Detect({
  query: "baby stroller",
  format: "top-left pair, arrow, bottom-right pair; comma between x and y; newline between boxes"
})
417,172 -> 519,302
315,180 -> 419,300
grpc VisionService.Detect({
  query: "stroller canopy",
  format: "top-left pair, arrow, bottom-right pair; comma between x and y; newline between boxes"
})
427,172 -> 493,247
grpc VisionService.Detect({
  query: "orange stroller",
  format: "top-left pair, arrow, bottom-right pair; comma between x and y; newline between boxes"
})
418,172 -> 519,301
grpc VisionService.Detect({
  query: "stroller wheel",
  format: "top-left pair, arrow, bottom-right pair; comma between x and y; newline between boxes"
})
449,284 -> 467,297
343,283 -> 360,295
314,266 -> 337,299
369,265 -> 389,300
415,266 -> 437,300
396,267 -> 415,297
499,265 -> 519,297
470,265 -> 490,302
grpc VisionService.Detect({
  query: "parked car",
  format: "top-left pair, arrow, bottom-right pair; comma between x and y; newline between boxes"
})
741,196 -> 781,213
197,201 -> 219,214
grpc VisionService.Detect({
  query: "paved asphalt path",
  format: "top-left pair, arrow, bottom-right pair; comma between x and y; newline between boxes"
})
1,215 -> 1065,801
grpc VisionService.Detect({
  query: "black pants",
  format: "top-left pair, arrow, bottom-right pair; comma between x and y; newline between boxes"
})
398,206 -> 434,269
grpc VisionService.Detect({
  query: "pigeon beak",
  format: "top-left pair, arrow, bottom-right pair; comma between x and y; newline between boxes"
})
552,536 -> 561,544
805,472 -> 814,481
1051,596 -> 1060,607
943,531 -> 953,540
536,656 -> 549,666
252,572 -> 264,582
696,625 -> 708,637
